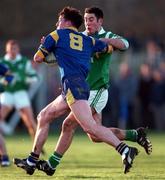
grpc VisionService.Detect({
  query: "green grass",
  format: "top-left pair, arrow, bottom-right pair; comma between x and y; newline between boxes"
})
0,132 -> 165,180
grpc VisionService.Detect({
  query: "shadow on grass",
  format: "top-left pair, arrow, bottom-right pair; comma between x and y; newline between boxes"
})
66,175 -> 102,179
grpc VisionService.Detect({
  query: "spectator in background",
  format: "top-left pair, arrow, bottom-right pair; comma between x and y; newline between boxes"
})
116,63 -> 137,129
137,64 -> 154,128
159,61 -> 165,79
0,40 -> 38,166
103,78 -> 119,127
150,69 -> 165,131
145,39 -> 164,68
125,31 -> 140,52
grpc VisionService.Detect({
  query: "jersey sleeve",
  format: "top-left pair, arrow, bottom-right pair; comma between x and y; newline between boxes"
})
93,38 -> 108,53
36,30 -> 59,59
42,30 -> 59,52
108,32 -> 129,50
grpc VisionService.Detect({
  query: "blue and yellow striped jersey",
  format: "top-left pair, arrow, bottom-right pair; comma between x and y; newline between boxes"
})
38,27 -> 107,80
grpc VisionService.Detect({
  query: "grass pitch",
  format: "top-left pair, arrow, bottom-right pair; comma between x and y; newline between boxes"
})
0,132 -> 165,180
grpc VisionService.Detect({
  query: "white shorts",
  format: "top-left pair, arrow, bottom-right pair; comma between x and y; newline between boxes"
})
88,88 -> 108,113
0,90 -> 31,109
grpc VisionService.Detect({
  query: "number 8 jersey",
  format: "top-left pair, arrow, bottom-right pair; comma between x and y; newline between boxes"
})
38,27 -> 108,81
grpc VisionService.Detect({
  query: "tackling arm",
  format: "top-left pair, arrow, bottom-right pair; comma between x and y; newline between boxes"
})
100,36 -> 129,51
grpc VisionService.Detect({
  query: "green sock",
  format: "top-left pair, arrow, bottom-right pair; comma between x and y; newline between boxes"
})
48,152 -> 63,169
125,130 -> 138,142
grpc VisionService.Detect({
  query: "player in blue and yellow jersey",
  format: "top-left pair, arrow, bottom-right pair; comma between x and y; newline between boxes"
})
37,25 -> 108,103
0,63 -> 13,166
47,7 -> 151,175
14,7 -> 138,175
39,29 -> 107,82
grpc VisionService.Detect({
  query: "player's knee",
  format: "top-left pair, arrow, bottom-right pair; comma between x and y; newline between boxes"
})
88,135 -> 101,143
37,110 -> 46,127
82,123 -> 99,138
83,126 -> 95,136
62,119 -> 77,133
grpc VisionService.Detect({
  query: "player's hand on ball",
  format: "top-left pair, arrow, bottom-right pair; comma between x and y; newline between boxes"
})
44,52 -> 57,66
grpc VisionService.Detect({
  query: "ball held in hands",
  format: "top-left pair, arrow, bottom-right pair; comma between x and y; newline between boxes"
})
44,52 -> 57,66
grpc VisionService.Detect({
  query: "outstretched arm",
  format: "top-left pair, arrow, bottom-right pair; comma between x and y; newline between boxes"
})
100,37 -> 129,50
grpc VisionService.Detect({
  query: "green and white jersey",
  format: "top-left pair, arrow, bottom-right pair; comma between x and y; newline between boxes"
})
0,54 -> 38,92
83,27 -> 129,90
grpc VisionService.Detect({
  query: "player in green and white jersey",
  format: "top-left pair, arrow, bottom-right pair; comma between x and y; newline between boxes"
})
84,15 -> 129,133
0,40 -> 38,166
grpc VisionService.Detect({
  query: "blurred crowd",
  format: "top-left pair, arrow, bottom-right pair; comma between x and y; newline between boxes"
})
103,37 -> 165,131
1,37 -> 165,132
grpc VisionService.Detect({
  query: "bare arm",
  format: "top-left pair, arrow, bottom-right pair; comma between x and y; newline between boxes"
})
33,52 -> 44,63
33,44 -> 49,63
100,38 -> 129,51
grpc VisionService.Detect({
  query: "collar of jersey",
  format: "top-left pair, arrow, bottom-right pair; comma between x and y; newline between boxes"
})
98,27 -> 106,34
4,54 -> 22,62
66,26 -> 78,32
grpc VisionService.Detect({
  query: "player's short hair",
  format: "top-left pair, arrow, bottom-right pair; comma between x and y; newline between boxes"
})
6,39 -> 19,47
85,7 -> 104,20
59,7 -> 83,29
